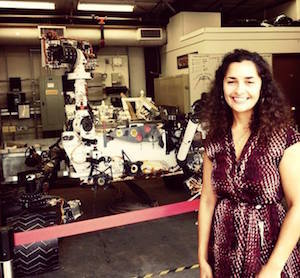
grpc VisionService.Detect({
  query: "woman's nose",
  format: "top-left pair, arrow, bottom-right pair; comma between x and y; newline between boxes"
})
236,82 -> 246,94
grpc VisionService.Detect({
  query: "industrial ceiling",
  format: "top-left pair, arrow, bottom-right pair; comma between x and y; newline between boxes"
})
0,0 -> 294,26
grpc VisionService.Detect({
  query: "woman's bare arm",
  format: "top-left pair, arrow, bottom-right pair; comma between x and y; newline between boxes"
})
198,153 -> 217,265
258,142 -> 300,276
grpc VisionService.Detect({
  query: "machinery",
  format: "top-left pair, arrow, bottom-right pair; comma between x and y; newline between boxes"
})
176,97 -> 208,196
0,33 -> 204,277
41,33 -> 181,188
0,139 -> 82,276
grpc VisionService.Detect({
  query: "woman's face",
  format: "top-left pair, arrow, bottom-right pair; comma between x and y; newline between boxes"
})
223,60 -> 262,114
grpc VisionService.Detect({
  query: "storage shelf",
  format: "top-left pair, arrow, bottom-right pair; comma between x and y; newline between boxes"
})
0,107 -> 41,117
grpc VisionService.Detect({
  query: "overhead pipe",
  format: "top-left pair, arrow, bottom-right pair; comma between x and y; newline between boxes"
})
0,14 -> 142,22
0,25 -> 166,46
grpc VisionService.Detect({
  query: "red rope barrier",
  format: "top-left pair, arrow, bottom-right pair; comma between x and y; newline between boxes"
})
14,199 -> 199,246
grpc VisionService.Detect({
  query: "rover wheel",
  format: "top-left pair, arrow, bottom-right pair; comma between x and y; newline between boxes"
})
7,211 -> 59,276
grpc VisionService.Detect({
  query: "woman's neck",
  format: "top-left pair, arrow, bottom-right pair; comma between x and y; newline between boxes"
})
232,110 -> 252,130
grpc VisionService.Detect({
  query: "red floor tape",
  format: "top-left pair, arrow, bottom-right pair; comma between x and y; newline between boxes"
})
14,199 -> 199,246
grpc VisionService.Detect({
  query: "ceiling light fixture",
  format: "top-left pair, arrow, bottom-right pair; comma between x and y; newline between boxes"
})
0,1 -> 55,10
77,3 -> 134,12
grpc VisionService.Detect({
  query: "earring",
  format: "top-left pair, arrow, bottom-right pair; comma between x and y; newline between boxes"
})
261,97 -> 265,104
220,94 -> 225,104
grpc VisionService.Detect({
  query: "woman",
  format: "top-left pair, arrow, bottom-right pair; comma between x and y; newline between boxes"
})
198,49 -> 300,277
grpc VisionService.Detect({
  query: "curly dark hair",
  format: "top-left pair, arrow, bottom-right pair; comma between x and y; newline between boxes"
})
202,49 -> 293,143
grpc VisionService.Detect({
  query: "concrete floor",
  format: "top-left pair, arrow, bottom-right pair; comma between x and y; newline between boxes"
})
33,178 -> 200,278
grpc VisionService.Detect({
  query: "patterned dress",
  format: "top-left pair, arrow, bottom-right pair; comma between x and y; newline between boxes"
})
205,126 -> 300,277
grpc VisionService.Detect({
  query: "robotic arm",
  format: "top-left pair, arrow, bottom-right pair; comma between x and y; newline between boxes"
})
177,95 -> 208,163
177,119 -> 199,162
42,36 -> 101,182
176,114 -> 206,196
42,37 -> 96,140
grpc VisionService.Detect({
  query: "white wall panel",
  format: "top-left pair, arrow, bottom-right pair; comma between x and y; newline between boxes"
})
161,26 -> 300,77
128,47 -> 146,97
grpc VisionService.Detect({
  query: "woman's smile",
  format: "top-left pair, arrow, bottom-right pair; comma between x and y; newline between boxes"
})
223,60 -> 262,114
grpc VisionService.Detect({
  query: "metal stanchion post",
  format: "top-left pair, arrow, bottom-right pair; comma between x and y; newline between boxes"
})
0,226 -> 14,278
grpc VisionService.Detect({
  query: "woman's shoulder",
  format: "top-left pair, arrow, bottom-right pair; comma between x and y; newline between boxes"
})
283,125 -> 300,149
204,134 -> 225,160
269,125 -> 300,150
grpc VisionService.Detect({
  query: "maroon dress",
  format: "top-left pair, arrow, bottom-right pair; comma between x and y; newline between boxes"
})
205,126 -> 300,277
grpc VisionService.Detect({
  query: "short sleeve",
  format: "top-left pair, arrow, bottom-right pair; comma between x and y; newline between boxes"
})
285,126 -> 300,149
205,142 -> 215,161
205,140 -> 221,161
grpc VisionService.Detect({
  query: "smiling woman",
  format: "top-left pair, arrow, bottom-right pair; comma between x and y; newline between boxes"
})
222,59 -> 263,160
197,49 -> 300,278
202,49 -> 292,142
223,60 -> 262,114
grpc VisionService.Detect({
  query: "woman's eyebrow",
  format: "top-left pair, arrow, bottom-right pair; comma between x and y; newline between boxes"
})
225,76 -> 236,79
225,76 -> 255,79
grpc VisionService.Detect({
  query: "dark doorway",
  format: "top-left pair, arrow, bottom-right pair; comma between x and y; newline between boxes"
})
144,47 -> 161,99
273,54 -> 300,128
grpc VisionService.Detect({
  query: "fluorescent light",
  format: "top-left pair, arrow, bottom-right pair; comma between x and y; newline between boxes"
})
0,1 -> 55,10
77,3 -> 134,12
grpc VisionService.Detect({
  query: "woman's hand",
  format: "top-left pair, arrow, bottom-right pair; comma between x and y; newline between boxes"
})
199,260 -> 213,278
255,264 -> 282,278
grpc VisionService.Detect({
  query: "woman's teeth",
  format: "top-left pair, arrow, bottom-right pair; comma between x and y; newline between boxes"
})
233,97 -> 248,103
